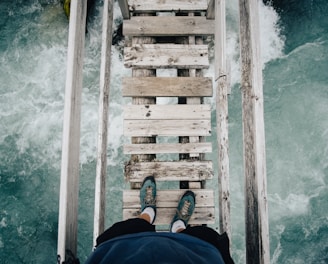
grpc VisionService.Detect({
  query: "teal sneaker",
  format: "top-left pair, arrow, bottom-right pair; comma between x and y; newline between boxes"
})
170,190 -> 196,231
140,176 -> 157,222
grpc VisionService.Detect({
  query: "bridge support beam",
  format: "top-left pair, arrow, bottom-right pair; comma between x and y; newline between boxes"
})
238,0 -> 270,263
93,0 -> 114,246
57,0 -> 87,262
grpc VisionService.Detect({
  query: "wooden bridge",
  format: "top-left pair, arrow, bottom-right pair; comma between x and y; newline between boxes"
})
57,0 -> 270,263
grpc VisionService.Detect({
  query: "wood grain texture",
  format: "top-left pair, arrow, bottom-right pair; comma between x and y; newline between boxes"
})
124,44 -> 209,69
125,161 -> 213,182
239,0 -> 270,263
122,77 -> 213,97
124,142 -> 212,154
123,16 -> 214,36
127,0 -> 209,12
124,104 -> 211,120
124,119 -> 211,137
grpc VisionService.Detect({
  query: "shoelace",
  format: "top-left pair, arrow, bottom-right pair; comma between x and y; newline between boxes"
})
144,186 -> 155,205
179,200 -> 192,220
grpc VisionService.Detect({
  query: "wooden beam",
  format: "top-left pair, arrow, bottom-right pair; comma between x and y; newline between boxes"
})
124,105 -> 211,120
124,119 -> 211,137
125,161 -> 213,182
215,0 -> 231,240
118,0 -> 130,19
93,0 -> 114,247
122,77 -> 213,97
239,0 -> 270,263
207,0 -> 215,19
124,44 -> 209,69
57,0 -> 87,263
127,0 -> 208,13
123,189 -> 214,208
124,142 -> 212,154
123,16 -> 214,36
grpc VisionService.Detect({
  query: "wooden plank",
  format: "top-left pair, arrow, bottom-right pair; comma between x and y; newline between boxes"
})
125,161 -> 213,182
123,207 -> 215,225
239,0 -> 270,263
124,44 -> 209,69
215,0 -> 231,241
123,189 -> 215,225
122,77 -> 213,97
118,0 -> 130,19
123,189 -> 214,208
57,0 -> 87,262
124,119 -> 211,137
127,0 -> 209,13
123,16 -> 214,36
124,142 -> 212,154
93,0 -> 114,247
124,105 -> 211,120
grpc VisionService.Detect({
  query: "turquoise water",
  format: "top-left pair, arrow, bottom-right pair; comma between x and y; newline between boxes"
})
0,0 -> 327,263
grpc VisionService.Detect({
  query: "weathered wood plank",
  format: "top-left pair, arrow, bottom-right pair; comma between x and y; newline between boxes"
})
127,0 -> 209,13
118,0 -> 130,19
239,0 -> 270,263
123,207 -> 215,225
124,119 -> 211,137
93,0 -> 114,246
124,105 -> 211,120
122,77 -> 213,97
57,0 -> 87,262
124,142 -> 212,154
125,161 -> 213,182
123,189 -> 214,208
215,0 -> 231,242
123,16 -> 214,36
124,44 -> 209,69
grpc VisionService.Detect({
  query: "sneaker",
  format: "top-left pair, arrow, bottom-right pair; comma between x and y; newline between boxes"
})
170,190 -> 196,231
140,176 -> 157,222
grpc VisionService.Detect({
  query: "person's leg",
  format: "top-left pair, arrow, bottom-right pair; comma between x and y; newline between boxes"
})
96,218 -> 155,246
181,226 -> 234,264
139,176 -> 157,224
169,190 -> 234,263
96,176 -> 157,247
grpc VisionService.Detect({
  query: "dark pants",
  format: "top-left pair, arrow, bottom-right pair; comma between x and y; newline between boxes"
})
96,218 -> 234,264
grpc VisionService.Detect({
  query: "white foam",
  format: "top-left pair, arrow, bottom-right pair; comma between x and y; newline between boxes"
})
0,217 -> 7,228
226,0 -> 285,86
0,1 -> 285,170
269,193 -> 310,220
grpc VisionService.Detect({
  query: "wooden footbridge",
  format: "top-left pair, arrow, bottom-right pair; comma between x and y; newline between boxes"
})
57,0 -> 270,263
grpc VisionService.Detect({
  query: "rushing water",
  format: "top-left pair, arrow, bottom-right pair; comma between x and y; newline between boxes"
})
0,0 -> 327,263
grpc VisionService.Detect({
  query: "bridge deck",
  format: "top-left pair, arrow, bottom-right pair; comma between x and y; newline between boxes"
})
121,0 -> 217,228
